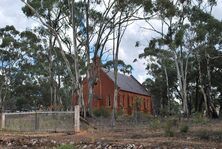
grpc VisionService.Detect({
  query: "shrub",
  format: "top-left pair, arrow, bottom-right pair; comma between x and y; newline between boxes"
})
210,131 -> 222,142
93,107 -> 110,118
197,130 -> 222,141
57,144 -> 75,149
180,124 -> 189,133
192,112 -> 208,124
159,108 -> 168,116
165,129 -> 175,137
117,108 -> 124,117
149,118 -> 161,130
164,119 -> 176,137
198,130 -> 210,140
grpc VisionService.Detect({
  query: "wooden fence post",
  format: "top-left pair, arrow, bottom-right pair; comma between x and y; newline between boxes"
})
74,105 -> 80,132
1,113 -> 5,129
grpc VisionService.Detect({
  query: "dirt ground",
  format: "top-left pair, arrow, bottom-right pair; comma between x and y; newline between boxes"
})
0,117 -> 222,149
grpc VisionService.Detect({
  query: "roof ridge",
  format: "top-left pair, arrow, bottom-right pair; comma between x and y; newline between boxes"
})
130,75 -> 149,95
102,68 -> 130,76
102,68 -> 150,96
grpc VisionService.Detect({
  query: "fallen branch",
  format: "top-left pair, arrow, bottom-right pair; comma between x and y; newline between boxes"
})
80,116 -> 97,130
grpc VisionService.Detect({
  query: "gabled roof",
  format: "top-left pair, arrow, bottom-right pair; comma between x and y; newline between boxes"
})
102,68 -> 150,96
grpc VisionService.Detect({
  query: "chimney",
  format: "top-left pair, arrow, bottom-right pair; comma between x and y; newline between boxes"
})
92,56 -> 101,81
94,56 -> 100,68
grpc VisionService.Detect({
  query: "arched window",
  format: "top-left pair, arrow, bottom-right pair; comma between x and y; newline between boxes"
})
143,98 -> 146,109
127,95 -> 130,107
107,95 -> 111,107
122,95 -> 125,108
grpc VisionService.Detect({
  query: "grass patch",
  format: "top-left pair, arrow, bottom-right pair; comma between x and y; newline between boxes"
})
149,118 -> 161,130
57,144 -> 75,149
164,119 -> 177,137
180,124 -> 189,133
197,130 -> 210,140
93,107 -> 110,118
164,129 -> 175,137
197,130 -> 222,142
192,113 -> 208,124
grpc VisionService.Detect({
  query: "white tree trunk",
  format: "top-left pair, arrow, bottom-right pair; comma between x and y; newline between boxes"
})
174,51 -> 188,116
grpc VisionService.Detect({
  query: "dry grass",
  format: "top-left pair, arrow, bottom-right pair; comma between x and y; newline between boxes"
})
0,117 -> 222,148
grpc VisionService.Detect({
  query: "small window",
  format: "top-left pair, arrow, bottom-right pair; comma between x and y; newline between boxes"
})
144,99 -> 146,109
127,95 -> 130,107
107,95 -> 111,107
122,95 -> 125,107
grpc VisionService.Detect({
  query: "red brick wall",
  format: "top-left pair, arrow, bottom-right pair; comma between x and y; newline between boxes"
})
119,90 -> 152,115
82,69 -> 115,110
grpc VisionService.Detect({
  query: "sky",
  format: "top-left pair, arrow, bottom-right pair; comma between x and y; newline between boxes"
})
0,0 -> 222,83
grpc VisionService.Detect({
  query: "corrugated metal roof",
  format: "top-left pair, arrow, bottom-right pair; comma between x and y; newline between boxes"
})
102,68 -> 150,96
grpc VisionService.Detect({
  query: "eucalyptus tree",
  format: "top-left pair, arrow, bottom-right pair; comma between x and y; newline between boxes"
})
0,26 -> 47,111
188,1 -> 222,118
21,0 -> 86,114
103,59 -> 133,75
140,0 -> 201,117
0,25 -> 20,112
21,0 -> 77,110
110,0 -> 155,125
139,38 -> 177,115
139,0 -> 222,117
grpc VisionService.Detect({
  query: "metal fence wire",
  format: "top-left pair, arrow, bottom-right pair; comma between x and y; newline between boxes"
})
3,111 -> 76,132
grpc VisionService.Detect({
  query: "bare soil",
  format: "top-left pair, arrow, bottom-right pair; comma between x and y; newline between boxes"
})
0,117 -> 222,149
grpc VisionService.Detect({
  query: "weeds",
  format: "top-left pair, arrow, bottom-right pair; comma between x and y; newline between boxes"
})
93,107 -> 110,118
180,124 -> 189,133
197,130 -> 222,142
192,113 -> 208,124
164,119 -> 176,137
164,129 -> 175,137
57,144 -> 75,149
198,130 -> 210,140
149,118 -> 161,130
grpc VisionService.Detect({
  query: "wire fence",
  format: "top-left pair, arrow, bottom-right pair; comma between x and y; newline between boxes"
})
1,106 -> 80,132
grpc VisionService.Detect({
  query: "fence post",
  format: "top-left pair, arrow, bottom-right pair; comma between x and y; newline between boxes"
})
74,105 -> 80,132
34,112 -> 39,131
1,113 -> 5,129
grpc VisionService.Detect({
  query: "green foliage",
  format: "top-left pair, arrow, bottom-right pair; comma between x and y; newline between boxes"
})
103,60 -> 133,75
164,119 -> 178,137
154,0 -> 177,17
117,108 -> 124,117
198,130 -> 210,140
93,107 -> 110,118
197,130 -> 222,142
149,118 -> 161,130
57,144 -> 76,149
159,108 -> 168,116
133,97 -> 142,111
180,124 -> 189,133
192,113 -> 208,124
164,128 -> 174,137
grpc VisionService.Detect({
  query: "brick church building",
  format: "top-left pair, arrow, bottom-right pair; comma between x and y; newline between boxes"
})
77,58 -> 152,115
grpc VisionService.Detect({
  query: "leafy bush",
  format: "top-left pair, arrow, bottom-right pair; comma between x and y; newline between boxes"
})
93,107 -> 110,118
164,119 -> 176,137
180,124 -> 189,133
149,118 -> 161,130
57,144 -> 75,149
117,108 -> 124,117
192,112 -> 208,124
197,130 -> 222,141
165,129 -> 175,137
159,108 -> 168,116
198,131 -> 210,140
